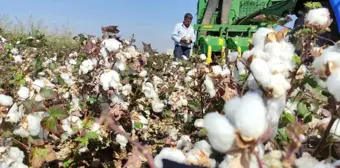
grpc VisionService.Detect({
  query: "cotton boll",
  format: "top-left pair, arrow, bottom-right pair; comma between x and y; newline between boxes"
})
305,8 -> 331,28
266,96 -> 286,138
194,119 -> 204,128
228,51 -> 238,62
268,74 -> 291,98
13,127 -> 29,138
9,162 -> 28,168
250,58 -> 272,87
252,27 -> 274,49
204,75 -> 216,98
186,68 -> 197,77
60,73 -> 74,86
223,96 -> 241,126
184,76 -> 193,83
193,140 -> 212,154
186,148 -> 211,166
101,38 -> 122,55
200,54 -> 207,60
13,55 -> 23,63
236,60 -> 247,75
203,112 -> 235,153
100,70 -> 121,91
242,50 -> 254,61
221,65 -> 231,77
176,135 -> 191,149
152,99 -> 165,113
17,86 -> 30,100
154,147 -> 187,168
0,94 -> 13,106
61,116 -> 83,140
142,82 -> 158,99
116,134 -> 128,148
6,103 -> 24,123
211,65 -> 222,76
114,57 -> 127,71
79,59 -> 94,74
139,69 -> 148,77
3,147 -> 25,165
235,92 -> 268,139
121,84 -> 132,96
27,113 -> 43,136
327,69 -> 340,101
247,74 -> 259,90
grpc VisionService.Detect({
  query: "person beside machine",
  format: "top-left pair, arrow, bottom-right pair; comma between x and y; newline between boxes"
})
171,13 -> 196,61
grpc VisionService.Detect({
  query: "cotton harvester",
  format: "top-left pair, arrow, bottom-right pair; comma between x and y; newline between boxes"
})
193,0 -> 300,64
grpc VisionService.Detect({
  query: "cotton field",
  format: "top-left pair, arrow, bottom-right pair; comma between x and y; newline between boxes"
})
1,6 -> 340,168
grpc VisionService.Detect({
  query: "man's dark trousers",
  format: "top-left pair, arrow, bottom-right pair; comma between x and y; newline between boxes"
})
174,45 -> 191,60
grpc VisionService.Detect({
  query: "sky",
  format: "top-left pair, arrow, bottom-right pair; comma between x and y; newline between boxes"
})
0,0 -> 197,52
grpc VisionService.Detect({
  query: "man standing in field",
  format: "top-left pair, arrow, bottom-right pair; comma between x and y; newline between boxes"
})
171,13 -> 196,61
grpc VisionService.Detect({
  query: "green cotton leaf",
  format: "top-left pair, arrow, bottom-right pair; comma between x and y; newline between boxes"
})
75,137 -> 88,146
134,122 -> 143,129
275,128 -> 290,142
47,106 -> 68,120
15,73 -> 25,80
85,131 -> 99,140
303,112 -> 313,123
297,102 -> 310,118
304,2 -> 322,9
18,79 -> 26,86
49,63 -> 56,69
63,159 -> 74,167
304,76 -> 318,88
2,131 -> 13,139
4,43 -> 13,50
40,116 -> 58,133
31,146 -> 56,168
280,112 -> 296,126
293,54 -> 301,65
23,99 -> 46,113
40,88 -> 56,100
199,128 -> 207,136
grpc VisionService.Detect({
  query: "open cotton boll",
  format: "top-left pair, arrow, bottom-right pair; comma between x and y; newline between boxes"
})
211,65 -> 222,76
121,84 -> 132,96
176,135 -> 191,149
266,96 -> 286,138
79,59 -> 94,74
100,70 -> 121,91
116,134 -> 128,148
101,38 -> 122,55
8,162 -> 28,168
236,60 -> 247,75
203,112 -> 235,153
186,68 -> 197,77
224,96 -> 241,126
60,73 -> 74,86
27,113 -> 43,136
327,69 -> 340,101
252,27 -> 274,49
61,116 -> 83,140
194,140 -> 212,154
200,54 -> 207,60
0,94 -> 13,106
17,86 -> 30,100
13,55 -> 23,63
268,74 -> 291,98
1,147 -> 25,166
314,51 -> 340,76
142,82 -> 158,99
6,103 -> 24,123
247,74 -> 259,90
305,8 -> 331,27
152,99 -> 165,113
139,69 -> 148,77
154,147 -> 187,168
228,51 -> 239,62
14,126 -> 30,138
114,57 -> 127,71
204,75 -> 216,98
194,119 -> 204,128
235,92 -> 268,139
250,58 -> 272,87
221,65 -> 231,77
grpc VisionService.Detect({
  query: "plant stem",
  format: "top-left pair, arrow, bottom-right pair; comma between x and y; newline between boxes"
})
108,120 -> 156,168
312,116 -> 336,157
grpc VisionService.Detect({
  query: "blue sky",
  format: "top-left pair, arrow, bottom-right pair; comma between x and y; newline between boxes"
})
0,0 -> 197,52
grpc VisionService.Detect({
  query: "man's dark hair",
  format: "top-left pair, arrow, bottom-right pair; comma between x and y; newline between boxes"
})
184,13 -> 193,20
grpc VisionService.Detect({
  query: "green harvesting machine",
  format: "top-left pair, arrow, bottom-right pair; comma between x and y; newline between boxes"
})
193,0 -> 297,63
